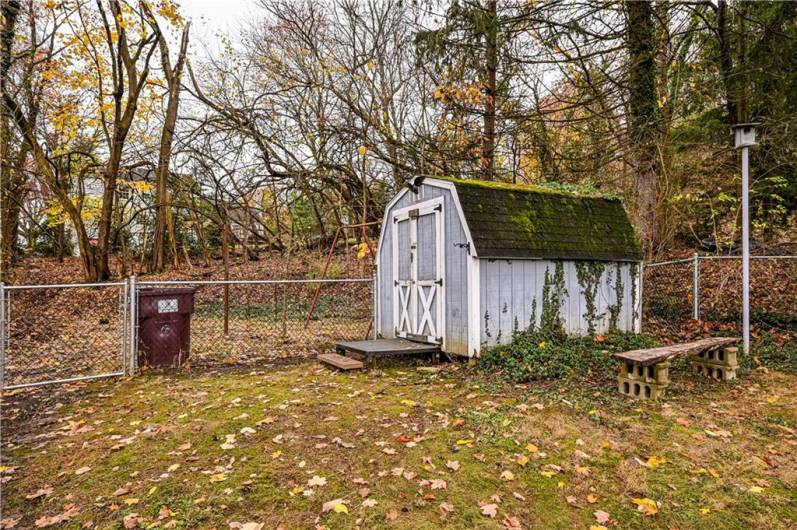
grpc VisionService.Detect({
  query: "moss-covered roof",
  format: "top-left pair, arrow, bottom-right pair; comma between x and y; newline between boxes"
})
422,176 -> 643,261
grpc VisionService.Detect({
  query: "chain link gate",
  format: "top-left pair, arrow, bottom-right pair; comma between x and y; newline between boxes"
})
0,281 -> 133,390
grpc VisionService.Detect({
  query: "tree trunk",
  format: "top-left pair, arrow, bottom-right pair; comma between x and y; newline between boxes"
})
481,0 -> 498,181
717,1 -> 737,125
1,144 -> 27,270
0,0 -> 20,277
151,22 -> 190,272
625,0 -> 660,257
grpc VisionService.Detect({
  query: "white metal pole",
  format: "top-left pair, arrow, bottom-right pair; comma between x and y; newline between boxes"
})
741,147 -> 750,354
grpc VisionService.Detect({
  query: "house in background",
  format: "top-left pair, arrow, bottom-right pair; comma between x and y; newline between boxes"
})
63,167 -> 155,255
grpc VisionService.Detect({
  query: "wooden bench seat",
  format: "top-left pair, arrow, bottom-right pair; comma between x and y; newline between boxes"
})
614,337 -> 740,399
614,337 -> 740,366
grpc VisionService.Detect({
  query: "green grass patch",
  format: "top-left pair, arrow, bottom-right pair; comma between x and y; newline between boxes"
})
2,362 -> 796,529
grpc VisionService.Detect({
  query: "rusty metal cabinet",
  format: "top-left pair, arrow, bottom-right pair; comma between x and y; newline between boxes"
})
137,287 -> 197,367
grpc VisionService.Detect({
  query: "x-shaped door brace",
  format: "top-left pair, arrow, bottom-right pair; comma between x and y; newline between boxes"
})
397,283 -> 412,333
416,284 -> 437,338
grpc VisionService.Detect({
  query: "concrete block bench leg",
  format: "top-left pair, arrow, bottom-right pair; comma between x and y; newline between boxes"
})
691,347 -> 738,381
618,361 -> 670,399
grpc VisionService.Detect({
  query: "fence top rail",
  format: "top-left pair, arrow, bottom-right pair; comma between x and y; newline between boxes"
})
644,258 -> 692,268
3,281 -> 127,290
137,278 -> 373,286
645,254 -> 797,268
698,255 -> 797,260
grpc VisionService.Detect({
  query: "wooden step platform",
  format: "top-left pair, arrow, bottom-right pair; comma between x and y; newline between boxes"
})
336,338 -> 440,363
317,353 -> 364,371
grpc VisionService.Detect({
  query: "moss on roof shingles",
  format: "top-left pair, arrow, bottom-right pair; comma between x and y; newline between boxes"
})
428,176 -> 643,261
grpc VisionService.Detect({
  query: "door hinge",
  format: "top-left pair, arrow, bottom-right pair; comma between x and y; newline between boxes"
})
394,280 -> 398,286
435,278 -> 443,286
434,204 -> 442,212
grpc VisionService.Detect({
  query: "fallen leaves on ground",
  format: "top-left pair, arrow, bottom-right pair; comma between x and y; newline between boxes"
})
25,486 -> 53,500
122,513 -> 142,529
632,498 -> 659,516
480,503 -> 498,518
307,475 -> 327,487
430,479 -> 447,490
34,505 -> 80,528
594,509 -> 611,524
321,499 -> 347,514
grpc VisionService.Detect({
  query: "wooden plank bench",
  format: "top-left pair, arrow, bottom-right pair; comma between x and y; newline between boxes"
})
614,337 -> 740,399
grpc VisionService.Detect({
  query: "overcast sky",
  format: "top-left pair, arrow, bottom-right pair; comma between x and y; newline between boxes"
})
181,0 -> 257,50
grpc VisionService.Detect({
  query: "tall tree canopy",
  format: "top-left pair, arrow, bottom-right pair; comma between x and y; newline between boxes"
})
2,0 -> 796,279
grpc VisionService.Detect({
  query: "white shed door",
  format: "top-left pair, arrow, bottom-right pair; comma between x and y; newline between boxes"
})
392,198 -> 444,344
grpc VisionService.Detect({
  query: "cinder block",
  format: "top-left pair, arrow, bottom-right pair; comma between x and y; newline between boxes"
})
692,345 -> 738,382
618,375 -> 668,399
620,361 -> 660,384
697,347 -> 738,367
655,362 -> 671,385
722,347 -> 738,366
692,362 -> 737,381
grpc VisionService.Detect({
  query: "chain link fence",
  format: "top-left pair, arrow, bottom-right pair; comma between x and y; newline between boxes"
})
643,255 -> 797,338
137,279 -> 373,368
0,277 -> 373,389
0,282 -> 130,389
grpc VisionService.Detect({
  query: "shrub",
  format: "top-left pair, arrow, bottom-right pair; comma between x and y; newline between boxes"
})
478,330 -> 658,382
741,334 -> 797,374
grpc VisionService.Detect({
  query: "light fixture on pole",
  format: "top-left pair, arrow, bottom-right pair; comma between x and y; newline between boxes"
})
731,122 -> 759,355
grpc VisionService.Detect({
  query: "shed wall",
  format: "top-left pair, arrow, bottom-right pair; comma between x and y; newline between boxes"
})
478,259 -> 639,348
376,183 -> 471,355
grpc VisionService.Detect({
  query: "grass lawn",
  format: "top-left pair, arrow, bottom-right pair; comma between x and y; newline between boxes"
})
2,362 -> 796,529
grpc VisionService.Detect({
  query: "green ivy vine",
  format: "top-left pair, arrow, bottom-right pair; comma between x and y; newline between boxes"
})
575,261 -> 605,335
540,261 -> 567,338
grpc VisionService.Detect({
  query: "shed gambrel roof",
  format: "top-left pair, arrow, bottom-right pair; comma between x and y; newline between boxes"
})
418,176 -> 643,261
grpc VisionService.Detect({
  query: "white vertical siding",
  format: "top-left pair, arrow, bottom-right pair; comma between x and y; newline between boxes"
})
478,259 -> 640,349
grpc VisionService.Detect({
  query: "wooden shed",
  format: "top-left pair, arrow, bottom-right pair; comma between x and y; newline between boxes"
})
375,176 -> 644,358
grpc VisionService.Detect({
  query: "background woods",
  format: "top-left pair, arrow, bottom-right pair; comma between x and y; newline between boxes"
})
1,0 -> 796,281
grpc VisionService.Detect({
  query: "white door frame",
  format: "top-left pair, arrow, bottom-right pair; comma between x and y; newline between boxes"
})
391,197 -> 445,345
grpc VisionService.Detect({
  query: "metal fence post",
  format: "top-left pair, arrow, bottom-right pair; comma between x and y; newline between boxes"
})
120,280 -> 128,375
372,272 -> 378,340
692,253 -> 700,321
129,275 -> 138,375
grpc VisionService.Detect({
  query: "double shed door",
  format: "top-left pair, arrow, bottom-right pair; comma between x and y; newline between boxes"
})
392,198 -> 444,344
